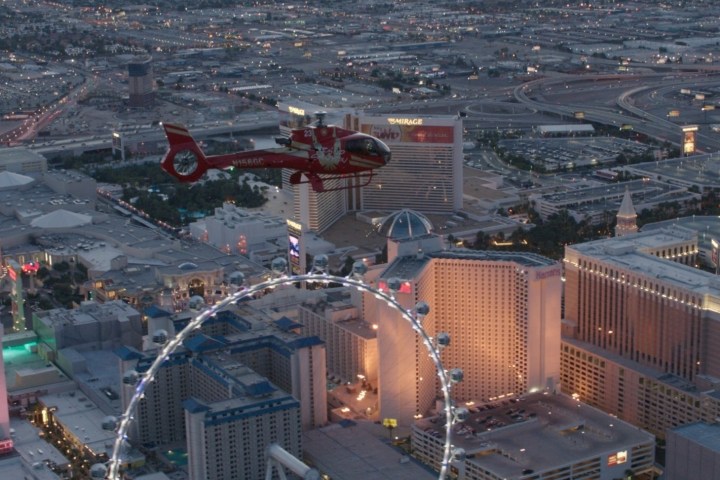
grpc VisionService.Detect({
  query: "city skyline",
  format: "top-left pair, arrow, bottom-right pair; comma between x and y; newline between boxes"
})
4,1 -> 720,479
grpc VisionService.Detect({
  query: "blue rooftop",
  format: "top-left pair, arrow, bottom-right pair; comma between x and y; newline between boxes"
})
244,380 -> 277,397
144,305 -> 172,318
274,316 -> 303,332
114,345 -> 144,361
184,334 -> 227,352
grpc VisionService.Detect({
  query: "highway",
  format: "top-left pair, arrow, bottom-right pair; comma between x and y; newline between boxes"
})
27,114 -> 279,158
513,72 -> 720,153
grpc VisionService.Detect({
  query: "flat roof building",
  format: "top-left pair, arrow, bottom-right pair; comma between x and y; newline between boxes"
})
33,300 -> 143,354
413,392 -> 655,480
183,363 -> 302,480
188,202 -> 288,257
624,153 -> 720,193
37,390 -> 119,463
0,148 -> 46,175
666,422 -> 720,480
297,289 -> 377,385
128,56 -> 154,108
530,179 -> 699,225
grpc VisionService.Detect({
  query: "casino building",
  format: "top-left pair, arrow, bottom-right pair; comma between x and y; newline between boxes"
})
276,102 -> 464,233
363,211 -> 561,425
350,113 -> 464,215
561,221 -> 720,438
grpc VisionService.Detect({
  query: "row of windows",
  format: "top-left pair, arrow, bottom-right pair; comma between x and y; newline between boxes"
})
576,259 -> 700,307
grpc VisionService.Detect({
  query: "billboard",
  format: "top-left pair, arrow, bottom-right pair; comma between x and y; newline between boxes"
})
361,121 -> 454,144
682,125 -> 698,156
607,450 -> 627,467
287,219 -> 303,275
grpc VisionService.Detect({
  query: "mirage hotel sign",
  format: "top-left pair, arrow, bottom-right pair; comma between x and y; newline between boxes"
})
387,118 -> 423,126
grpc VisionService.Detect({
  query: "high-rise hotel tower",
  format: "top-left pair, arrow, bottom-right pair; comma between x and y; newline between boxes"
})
561,219 -> 720,438
363,212 -> 561,425
276,103 -> 464,233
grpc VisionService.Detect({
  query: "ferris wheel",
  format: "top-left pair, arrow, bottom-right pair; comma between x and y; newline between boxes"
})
102,256 -> 467,480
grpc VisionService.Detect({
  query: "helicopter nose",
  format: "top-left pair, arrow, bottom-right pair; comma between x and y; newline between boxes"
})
383,152 -> 391,165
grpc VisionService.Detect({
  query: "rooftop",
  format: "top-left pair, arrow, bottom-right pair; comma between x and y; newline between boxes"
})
416,392 -> 654,479
628,153 -> 720,190
670,422 -> 720,451
41,390 -> 118,458
567,226 -> 720,299
304,421 -> 436,480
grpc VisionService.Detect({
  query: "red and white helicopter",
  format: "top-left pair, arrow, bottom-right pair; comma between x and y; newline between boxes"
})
160,113 -> 391,192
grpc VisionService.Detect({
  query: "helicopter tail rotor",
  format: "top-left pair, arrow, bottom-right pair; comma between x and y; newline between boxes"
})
160,123 -> 209,182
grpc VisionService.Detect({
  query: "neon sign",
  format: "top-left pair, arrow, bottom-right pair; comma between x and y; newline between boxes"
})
286,219 -> 302,232
388,118 -> 423,126
288,106 -> 305,116
607,450 -> 627,466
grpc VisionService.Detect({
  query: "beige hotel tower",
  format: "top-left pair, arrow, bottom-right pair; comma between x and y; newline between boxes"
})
363,211 -> 562,425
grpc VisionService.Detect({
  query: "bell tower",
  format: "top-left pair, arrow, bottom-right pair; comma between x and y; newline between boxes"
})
615,188 -> 638,237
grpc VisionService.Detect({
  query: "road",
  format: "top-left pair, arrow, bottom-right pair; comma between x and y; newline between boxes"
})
513,72 -> 720,152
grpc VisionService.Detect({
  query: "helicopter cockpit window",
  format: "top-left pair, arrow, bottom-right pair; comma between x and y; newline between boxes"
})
345,138 -> 372,155
364,140 -> 378,155
346,138 -> 383,155
345,136 -> 391,164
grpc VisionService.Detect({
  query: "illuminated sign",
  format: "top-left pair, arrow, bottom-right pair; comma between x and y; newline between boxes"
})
607,450 -> 627,466
288,106 -> 305,116
382,418 -> 398,429
362,124 -> 453,144
388,118 -> 423,126
287,219 -> 303,275
286,219 -> 302,232
289,235 -> 300,259
712,238 -> 719,267
683,126 -> 698,155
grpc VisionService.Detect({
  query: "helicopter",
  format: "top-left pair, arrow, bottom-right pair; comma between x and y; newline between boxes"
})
160,113 -> 391,192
